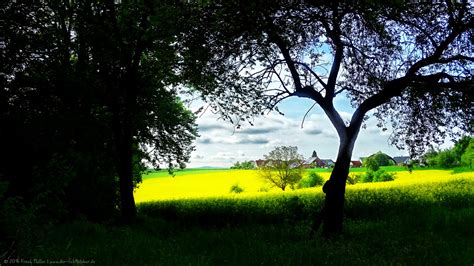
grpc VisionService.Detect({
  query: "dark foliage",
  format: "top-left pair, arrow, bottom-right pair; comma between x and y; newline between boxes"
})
0,0 -> 198,232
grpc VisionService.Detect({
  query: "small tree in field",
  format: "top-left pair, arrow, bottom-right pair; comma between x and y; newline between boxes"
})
259,146 -> 304,191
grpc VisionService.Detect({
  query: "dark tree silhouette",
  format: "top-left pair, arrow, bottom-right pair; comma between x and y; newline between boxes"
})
182,1 -> 473,237
1,1 -> 198,222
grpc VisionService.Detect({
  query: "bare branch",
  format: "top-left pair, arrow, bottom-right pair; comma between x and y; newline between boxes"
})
351,71 -> 468,130
334,86 -> 364,96
322,12 -> 344,98
264,54 -> 291,94
398,19 -> 439,49
300,102 -> 317,128
266,92 -> 294,113
436,55 -> 474,63
269,33 -> 303,91
294,61 -> 328,89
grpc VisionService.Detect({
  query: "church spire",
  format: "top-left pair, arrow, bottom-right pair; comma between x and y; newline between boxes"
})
312,150 -> 318,158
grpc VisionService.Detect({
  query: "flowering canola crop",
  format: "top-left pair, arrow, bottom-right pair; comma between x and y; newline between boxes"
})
134,169 -> 473,203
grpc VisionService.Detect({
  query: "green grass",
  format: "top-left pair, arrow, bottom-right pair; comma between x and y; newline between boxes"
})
142,165 -> 428,180
142,168 -> 229,179
23,209 -> 474,265
450,166 -> 473,173
18,176 -> 474,265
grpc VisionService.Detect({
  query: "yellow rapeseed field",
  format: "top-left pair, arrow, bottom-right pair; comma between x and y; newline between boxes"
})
134,169 -> 473,203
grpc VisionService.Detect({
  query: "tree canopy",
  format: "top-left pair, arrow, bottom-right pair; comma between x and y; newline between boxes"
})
1,0 -> 198,221
183,0 -> 472,152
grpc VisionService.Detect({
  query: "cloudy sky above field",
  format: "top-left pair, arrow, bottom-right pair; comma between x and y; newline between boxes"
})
186,95 -> 420,168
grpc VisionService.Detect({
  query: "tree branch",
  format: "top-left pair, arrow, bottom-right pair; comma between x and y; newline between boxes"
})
266,92 -> 293,113
349,70 -> 469,133
324,15 -> 344,98
436,55 -> 474,63
268,33 -> 327,108
265,55 -> 291,94
351,77 -> 408,132
300,102 -> 317,128
399,19 -> 439,49
334,86 -> 364,96
294,61 -> 328,89
406,18 -> 471,76
269,33 -> 303,91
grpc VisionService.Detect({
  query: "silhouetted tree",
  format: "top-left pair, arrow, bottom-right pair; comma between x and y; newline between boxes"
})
182,1 -> 473,237
1,1 -> 198,223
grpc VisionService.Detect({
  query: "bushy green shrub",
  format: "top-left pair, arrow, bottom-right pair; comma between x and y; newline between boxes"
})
423,137 -> 474,168
297,172 -> 324,188
346,174 -> 361,185
360,171 -> 374,183
230,183 -> 244,193
359,169 -> 396,183
372,169 -> 396,182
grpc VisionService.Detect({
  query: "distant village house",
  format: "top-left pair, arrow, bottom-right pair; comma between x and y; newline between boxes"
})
350,160 -> 362,168
303,151 -> 335,168
392,156 -> 411,165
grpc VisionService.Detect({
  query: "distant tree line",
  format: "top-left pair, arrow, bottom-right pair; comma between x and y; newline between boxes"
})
423,136 -> 473,168
230,161 -> 256,170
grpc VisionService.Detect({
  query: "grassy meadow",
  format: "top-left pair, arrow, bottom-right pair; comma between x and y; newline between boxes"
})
19,167 -> 474,265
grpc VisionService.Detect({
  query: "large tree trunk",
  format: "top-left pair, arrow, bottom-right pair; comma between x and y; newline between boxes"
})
111,91 -> 137,223
321,140 -> 353,237
116,124 -> 137,223
312,132 -> 358,238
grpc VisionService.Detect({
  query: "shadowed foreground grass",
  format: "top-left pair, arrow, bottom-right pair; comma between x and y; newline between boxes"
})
19,178 -> 474,265
24,208 -> 473,265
